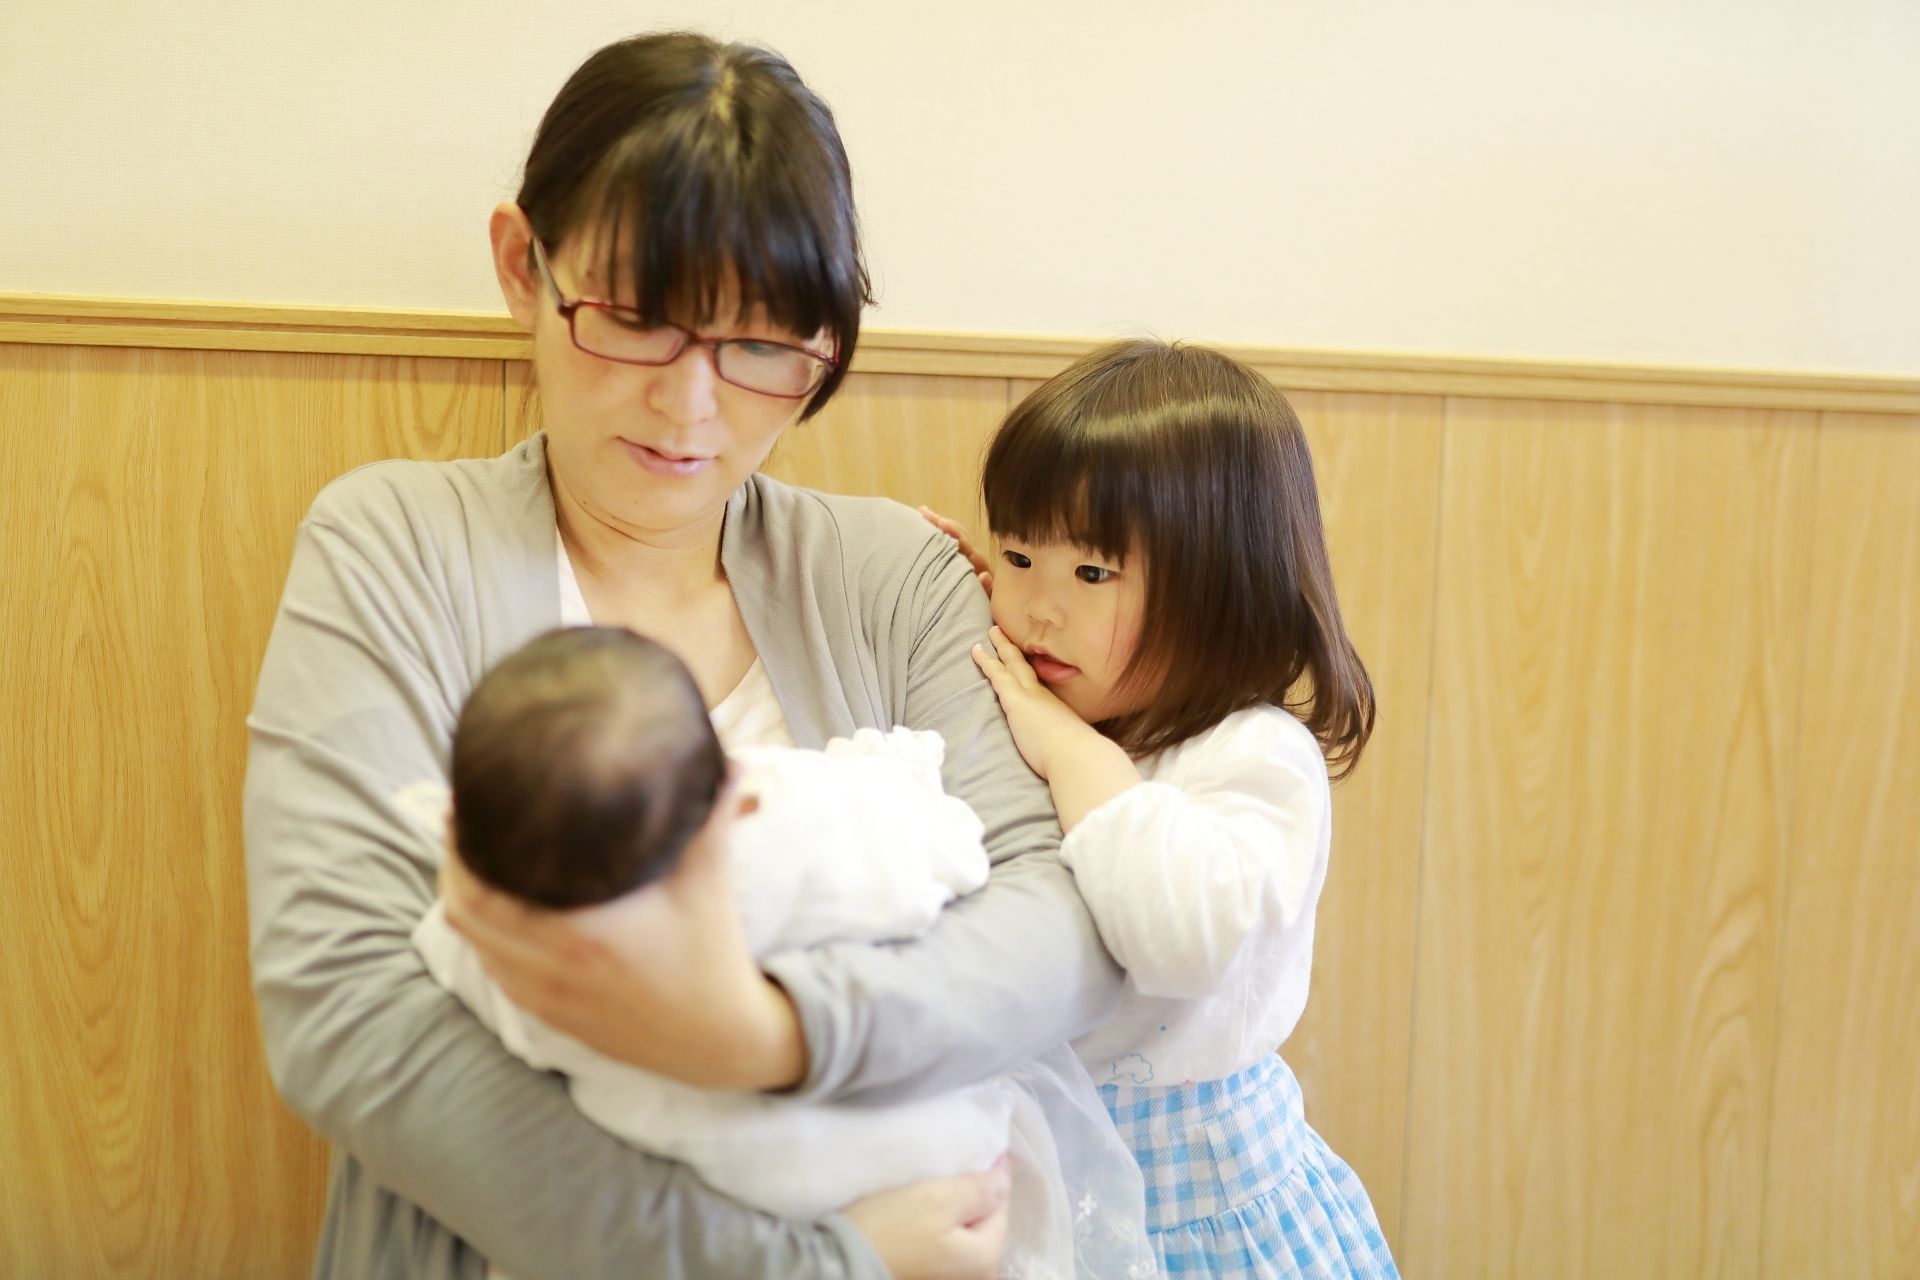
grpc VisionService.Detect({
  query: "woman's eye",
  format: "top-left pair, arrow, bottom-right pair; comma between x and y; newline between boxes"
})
1076,565 -> 1114,584
1002,550 -> 1031,570
734,340 -> 789,358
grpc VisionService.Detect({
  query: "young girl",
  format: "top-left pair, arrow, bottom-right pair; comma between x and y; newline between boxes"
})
927,338 -> 1399,1278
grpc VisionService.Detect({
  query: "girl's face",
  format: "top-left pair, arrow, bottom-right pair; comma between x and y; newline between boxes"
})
989,535 -> 1151,725
500,212 -> 822,544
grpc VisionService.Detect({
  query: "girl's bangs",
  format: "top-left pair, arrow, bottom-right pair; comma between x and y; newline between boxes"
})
983,409 -> 1148,564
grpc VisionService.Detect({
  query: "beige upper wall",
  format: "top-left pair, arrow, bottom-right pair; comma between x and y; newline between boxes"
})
2,0 -> 1915,375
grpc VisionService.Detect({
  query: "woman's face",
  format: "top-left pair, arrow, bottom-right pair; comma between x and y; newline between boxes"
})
502,213 -> 821,544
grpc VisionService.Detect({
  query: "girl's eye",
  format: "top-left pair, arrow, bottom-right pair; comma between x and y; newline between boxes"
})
733,340 -> 789,358
1002,550 -> 1032,570
1075,565 -> 1114,584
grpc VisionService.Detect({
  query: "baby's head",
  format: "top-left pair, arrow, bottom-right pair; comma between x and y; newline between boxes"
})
449,626 -> 727,908
982,338 -> 1374,774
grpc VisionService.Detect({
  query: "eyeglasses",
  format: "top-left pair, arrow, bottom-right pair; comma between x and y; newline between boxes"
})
530,238 -> 838,399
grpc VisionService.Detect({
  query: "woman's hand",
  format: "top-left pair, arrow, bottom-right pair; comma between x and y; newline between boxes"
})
843,1156 -> 1012,1280
439,818 -> 807,1091
918,506 -> 994,596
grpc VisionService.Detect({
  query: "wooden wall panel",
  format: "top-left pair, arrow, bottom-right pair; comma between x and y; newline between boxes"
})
1761,413 -> 1920,1280
0,344 -> 505,1277
1281,391 -> 1445,1246
1401,399 -> 1819,1278
6,329 -> 1918,1279
763,371 -> 1011,536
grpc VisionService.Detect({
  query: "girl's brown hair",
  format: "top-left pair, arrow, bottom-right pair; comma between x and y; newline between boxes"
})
982,339 -> 1375,777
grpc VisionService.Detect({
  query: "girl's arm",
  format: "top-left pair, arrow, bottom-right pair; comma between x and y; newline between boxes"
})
970,623 -> 1328,1003
1057,709 -> 1330,1000
246,478 -> 883,1280
758,519 -> 1128,1105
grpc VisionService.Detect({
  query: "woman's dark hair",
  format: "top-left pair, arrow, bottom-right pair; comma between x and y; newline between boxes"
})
450,627 -> 728,909
516,31 -> 870,418
982,340 -> 1375,777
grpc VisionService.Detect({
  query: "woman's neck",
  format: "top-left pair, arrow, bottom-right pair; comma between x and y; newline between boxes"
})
551,472 -> 727,604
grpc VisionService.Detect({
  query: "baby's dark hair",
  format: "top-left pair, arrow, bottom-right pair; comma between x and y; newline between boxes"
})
982,339 -> 1375,777
450,627 -> 727,908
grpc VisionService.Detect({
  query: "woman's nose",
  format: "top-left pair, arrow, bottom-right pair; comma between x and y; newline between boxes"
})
648,344 -> 722,425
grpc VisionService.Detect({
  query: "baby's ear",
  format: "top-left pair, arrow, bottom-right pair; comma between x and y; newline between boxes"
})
717,760 -> 759,818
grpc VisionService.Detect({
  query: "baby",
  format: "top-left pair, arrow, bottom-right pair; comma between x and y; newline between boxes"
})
410,627 -> 1149,1277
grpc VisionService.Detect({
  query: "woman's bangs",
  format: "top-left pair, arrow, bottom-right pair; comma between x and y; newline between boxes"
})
581,129 -> 839,345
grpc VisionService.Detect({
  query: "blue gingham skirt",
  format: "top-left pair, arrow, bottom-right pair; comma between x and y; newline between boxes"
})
1099,1055 -> 1398,1279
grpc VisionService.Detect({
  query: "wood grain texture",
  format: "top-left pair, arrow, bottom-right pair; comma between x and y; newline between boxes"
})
9,293 -> 1920,412
7,339 -> 1918,1278
0,343 -> 504,1277
763,372 -> 1012,536
1278,392 -> 1445,1249
1400,398 -> 1819,1278
1761,413 -> 1920,1280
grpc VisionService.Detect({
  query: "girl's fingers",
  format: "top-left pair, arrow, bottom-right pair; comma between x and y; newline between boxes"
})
987,628 -> 1036,685
919,505 -> 994,582
919,506 -> 971,550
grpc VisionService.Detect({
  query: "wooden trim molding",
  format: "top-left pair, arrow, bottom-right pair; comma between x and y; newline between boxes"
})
4,291 -> 1917,414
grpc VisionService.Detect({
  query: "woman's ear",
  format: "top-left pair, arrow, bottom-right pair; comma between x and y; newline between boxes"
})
490,202 -> 541,329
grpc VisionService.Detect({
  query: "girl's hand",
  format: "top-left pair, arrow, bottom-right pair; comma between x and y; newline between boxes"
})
918,506 -> 994,596
843,1156 -> 1012,1280
439,823 -> 806,1091
971,625 -> 1107,780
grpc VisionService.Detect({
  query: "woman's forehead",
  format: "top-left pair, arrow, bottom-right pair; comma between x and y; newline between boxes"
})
558,233 -> 755,318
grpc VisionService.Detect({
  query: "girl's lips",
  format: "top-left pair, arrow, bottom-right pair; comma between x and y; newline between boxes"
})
622,438 -> 714,478
1026,652 -> 1079,685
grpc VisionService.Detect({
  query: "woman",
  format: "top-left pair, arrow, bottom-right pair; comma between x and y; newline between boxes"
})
244,31 -> 1124,1280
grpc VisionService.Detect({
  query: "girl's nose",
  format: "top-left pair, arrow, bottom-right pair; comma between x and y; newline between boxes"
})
1026,593 -> 1065,629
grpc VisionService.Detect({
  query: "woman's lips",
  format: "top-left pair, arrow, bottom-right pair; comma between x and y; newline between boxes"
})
1026,651 -> 1079,685
622,438 -> 714,478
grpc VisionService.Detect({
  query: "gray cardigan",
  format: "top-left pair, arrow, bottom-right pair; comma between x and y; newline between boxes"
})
243,436 -> 1124,1280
